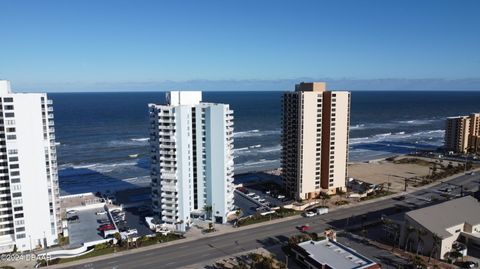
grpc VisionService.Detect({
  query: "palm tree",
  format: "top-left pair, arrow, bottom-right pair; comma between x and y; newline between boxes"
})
382,218 -> 400,250
318,192 -> 330,206
404,225 -> 415,252
428,233 -> 441,263
415,228 -> 427,255
203,204 -> 212,219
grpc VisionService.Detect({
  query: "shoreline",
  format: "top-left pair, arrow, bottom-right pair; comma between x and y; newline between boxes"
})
60,153 -> 439,196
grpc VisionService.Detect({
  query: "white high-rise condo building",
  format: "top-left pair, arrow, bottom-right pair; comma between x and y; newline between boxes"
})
282,82 -> 350,200
0,80 -> 61,253
149,91 -> 235,232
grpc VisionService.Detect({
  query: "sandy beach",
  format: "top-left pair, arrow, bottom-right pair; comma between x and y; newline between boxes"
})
348,155 -> 464,193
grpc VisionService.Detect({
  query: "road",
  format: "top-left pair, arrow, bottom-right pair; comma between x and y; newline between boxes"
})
62,172 -> 479,269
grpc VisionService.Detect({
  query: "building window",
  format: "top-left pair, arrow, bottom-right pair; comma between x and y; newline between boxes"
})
16,233 -> 26,239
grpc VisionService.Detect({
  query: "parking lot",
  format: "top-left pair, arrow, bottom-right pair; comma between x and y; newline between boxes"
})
67,207 -> 111,247
234,185 -> 288,218
118,207 -> 154,237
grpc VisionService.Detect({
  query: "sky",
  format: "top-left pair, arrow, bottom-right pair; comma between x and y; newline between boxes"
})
0,0 -> 479,92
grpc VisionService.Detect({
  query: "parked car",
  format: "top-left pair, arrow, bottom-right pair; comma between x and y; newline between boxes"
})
66,210 -> 78,215
440,188 -> 453,193
258,198 -> 266,203
97,219 -> 110,224
237,187 -> 249,194
297,225 -> 311,232
277,195 -> 285,199
252,195 -> 260,200
460,261 -> 477,268
125,229 -> 138,236
95,211 -> 108,215
97,224 -> 115,231
304,211 -> 316,218
247,193 -> 255,197
67,215 -> 79,221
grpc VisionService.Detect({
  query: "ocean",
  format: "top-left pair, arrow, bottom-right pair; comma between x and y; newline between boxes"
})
50,91 -> 480,195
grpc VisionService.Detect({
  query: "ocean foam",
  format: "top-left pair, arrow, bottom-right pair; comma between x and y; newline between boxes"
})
233,129 -> 280,138
130,137 -> 149,142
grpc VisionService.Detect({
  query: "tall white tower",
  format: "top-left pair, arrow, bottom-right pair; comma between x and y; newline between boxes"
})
149,91 -> 235,232
0,80 -> 60,253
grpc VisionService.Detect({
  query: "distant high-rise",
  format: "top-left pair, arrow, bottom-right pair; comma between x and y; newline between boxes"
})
149,91 -> 235,232
0,80 -> 60,253
282,82 -> 350,200
445,113 -> 480,154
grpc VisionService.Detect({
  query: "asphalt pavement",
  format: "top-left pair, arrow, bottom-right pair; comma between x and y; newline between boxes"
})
58,172 -> 480,269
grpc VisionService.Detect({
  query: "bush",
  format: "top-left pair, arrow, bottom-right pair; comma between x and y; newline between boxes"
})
335,200 -> 349,206
94,243 -> 109,251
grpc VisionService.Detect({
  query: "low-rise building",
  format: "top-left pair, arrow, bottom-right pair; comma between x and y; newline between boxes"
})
399,196 -> 480,259
291,239 -> 380,269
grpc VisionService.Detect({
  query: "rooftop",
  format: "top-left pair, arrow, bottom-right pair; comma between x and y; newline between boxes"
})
406,196 -> 480,238
294,239 -> 378,269
295,82 -> 326,92
166,91 -> 202,106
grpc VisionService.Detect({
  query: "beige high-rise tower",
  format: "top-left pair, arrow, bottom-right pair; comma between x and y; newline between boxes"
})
445,113 -> 480,154
281,82 -> 350,200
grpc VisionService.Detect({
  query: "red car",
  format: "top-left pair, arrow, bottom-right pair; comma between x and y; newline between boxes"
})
298,225 -> 311,232
97,224 -> 114,231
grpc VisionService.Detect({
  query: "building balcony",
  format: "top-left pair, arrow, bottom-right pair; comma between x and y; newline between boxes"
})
159,138 -> 175,143
49,127 -> 55,133
48,120 -> 55,126
160,171 -> 177,180
161,216 -> 176,223
162,204 -> 177,211
159,150 -> 176,155
161,210 -> 178,217
47,107 -> 53,112
47,100 -> 53,105
159,125 -> 175,130
161,182 -> 177,192
159,156 -> 175,162
161,192 -> 178,200
47,113 -> 54,119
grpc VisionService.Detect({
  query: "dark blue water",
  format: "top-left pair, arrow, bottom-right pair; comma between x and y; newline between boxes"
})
50,91 -> 480,195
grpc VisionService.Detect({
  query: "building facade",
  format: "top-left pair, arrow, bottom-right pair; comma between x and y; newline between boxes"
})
149,91 -> 235,232
445,113 -> 480,154
0,80 -> 61,253
398,196 -> 480,260
282,82 -> 350,200
291,239 -> 381,269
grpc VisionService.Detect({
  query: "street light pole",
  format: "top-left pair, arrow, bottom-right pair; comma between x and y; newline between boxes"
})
43,231 -> 48,267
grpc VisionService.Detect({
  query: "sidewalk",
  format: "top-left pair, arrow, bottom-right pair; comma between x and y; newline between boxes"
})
46,168 -> 479,268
